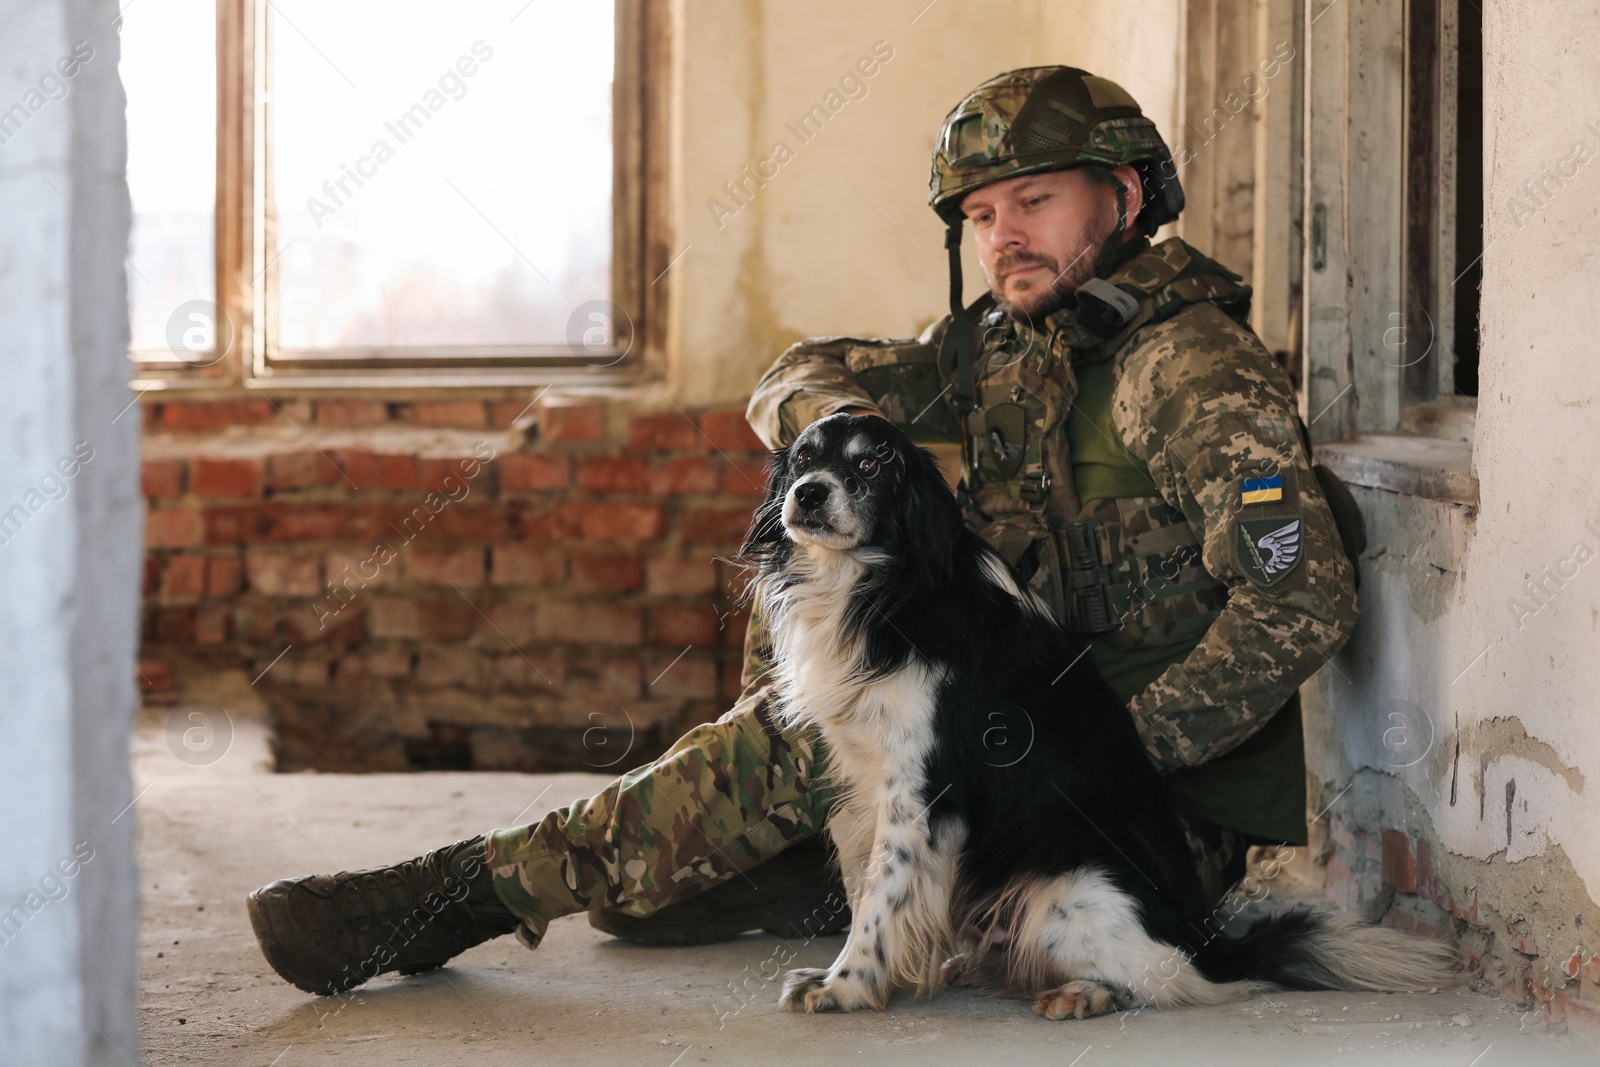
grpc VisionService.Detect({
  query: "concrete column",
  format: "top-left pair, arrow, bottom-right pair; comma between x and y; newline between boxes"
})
0,0 -> 140,1062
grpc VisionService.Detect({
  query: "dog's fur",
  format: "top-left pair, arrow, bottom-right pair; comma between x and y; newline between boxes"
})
740,413 -> 1462,1019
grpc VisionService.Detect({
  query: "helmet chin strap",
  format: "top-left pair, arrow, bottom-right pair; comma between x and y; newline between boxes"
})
938,217 -> 978,415
1086,180 -> 1131,283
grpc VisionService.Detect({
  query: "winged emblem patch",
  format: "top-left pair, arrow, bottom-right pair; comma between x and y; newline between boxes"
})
1236,516 -> 1304,586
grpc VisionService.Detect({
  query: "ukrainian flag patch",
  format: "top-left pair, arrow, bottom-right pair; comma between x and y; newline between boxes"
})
1240,475 -> 1284,506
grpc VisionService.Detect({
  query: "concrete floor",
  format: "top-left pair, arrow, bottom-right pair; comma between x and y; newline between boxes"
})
133,697 -> 1599,1067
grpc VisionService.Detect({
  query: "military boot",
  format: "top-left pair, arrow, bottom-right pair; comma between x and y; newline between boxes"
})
588,837 -> 850,945
247,834 -> 521,995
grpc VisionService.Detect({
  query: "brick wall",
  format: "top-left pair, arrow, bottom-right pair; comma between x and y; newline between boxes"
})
139,395 -> 771,773
1320,815 -> 1600,1038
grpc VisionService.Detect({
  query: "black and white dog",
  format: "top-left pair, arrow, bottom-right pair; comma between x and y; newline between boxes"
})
741,412 -> 1460,1019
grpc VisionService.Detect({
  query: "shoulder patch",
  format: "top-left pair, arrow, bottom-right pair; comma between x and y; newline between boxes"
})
1237,516 -> 1303,586
1240,475 -> 1284,506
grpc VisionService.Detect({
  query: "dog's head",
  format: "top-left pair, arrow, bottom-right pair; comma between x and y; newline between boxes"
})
742,413 -> 961,586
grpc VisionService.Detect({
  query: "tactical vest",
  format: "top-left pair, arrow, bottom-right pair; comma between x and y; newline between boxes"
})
956,238 -> 1248,651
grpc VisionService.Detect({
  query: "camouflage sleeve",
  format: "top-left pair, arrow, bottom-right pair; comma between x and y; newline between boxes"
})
745,318 -> 963,449
1110,303 -> 1359,771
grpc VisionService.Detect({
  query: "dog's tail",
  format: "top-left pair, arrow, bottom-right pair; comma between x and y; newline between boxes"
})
1191,907 -> 1465,992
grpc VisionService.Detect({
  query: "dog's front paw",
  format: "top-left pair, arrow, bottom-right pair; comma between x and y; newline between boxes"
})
780,967 -> 881,1013
1032,979 -> 1124,1020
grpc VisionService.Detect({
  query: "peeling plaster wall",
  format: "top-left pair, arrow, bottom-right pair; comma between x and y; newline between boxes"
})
1304,0 -> 1600,1020
0,0 -> 141,1059
671,1 -> 1180,408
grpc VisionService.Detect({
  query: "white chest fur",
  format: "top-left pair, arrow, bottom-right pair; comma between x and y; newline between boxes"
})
761,547 -> 942,790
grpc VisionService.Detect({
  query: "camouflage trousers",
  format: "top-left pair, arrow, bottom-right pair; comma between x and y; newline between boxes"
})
485,684 -> 834,948
485,683 -> 1260,949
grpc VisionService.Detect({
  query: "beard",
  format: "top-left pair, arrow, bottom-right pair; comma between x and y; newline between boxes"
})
988,205 -> 1119,322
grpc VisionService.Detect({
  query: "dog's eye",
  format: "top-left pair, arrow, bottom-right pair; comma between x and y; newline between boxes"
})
858,456 -> 879,478
793,448 -> 813,470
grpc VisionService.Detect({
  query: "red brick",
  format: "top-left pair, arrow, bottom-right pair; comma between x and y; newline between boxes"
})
535,602 -> 642,645
233,400 -> 280,425
154,606 -> 195,644
522,502 -> 665,541
1380,829 -> 1417,893
195,603 -> 229,644
499,453 -> 570,491
143,556 -> 162,597
265,452 -> 341,491
719,608 -> 749,646
569,551 -> 645,592
648,457 -> 720,495
246,549 -> 323,596
421,502 -> 514,541
645,557 -> 717,596
146,509 -> 205,548
645,654 -> 718,699
160,554 -> 207,598
321,550 -> 396,598
492,543 -> 565,586
490,400 -> 535,429
576,456 -> 649,494
138,661 -> 176,692
141,458 -> 185,497
648,605 -> 720,646
341,451 -> 418,491
419,457 -> 488,494
722,458 -> 769,496
721,660 -> 750,702
368,597 -> 475,640
363,651 -> 415,679
191,457 -> 263,498
479,601 -> 539,644
156,402 -> 230,432
680,507 -> 753,543
315,399 -> 390,426
409,547 -> 487,587
541,399 -> 607,443
628,411 -> 699,452
157,400 -> 275,432
700,409 -> 766,451
416,649 -> 486,686
405,401 -> 489,428
205,554 -> 243,596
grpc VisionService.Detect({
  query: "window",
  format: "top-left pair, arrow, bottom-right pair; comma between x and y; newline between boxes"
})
1301,0 -> 1481,442
125,0 -> 668,388
122,0 -> 220,371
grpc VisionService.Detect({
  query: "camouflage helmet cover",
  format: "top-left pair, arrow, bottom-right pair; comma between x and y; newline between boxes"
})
928,65 -> 1184,233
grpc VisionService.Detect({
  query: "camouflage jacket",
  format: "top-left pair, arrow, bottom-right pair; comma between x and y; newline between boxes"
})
744,237 -> 1358,801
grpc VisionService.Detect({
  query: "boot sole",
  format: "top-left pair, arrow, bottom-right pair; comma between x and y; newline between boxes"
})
247,888 -> 359,997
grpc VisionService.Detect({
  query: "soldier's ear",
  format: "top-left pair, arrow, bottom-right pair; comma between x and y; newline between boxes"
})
740,446 -> 791,559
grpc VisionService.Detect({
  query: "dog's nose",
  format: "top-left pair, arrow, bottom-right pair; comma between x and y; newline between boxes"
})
794,481 -> 830,511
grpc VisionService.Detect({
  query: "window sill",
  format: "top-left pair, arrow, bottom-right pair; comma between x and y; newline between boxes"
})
130,365 -> 659,401
1317,432 -> 1478,507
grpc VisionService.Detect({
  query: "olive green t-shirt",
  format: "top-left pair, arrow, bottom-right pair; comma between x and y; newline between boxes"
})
1068,354 -> 1308,845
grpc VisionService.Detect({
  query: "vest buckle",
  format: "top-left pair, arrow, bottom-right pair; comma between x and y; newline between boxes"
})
1018,471 -> 1053,504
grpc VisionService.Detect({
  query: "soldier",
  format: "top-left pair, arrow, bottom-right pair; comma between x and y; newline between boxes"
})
246,65 -> 1358,997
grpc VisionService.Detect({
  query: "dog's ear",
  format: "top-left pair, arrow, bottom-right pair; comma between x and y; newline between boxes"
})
739,446 -> 791,560
898,444 -> 961,588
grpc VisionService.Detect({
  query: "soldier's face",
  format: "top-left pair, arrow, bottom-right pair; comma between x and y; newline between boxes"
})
960,167 -> 1135,320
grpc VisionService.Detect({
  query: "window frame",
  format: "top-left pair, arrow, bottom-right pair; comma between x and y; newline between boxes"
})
131,0 -> 671,392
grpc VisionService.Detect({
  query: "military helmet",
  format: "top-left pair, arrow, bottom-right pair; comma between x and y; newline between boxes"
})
927,65 -> 1183,235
